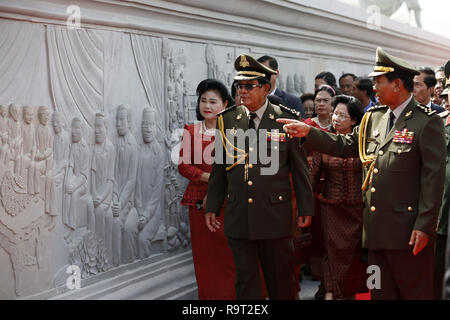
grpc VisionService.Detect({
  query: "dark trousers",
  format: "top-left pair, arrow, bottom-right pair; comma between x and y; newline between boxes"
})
369,244 -> 434,300
434,234 -> 447,300
227,237 -> 297,300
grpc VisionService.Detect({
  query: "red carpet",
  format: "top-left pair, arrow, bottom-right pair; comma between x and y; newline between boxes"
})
355,291 -> 371,300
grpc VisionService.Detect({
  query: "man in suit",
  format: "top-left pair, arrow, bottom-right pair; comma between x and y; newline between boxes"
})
257,55 -> 306,119
414,67 -> 445,113
278,47 -> 446,300
205,54 -> 314,300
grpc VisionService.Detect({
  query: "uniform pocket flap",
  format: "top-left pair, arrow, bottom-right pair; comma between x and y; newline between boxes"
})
393,203 -> 415,213
366,142 -> 377,154
269,191 -> 289,204
388,143 -> 412,154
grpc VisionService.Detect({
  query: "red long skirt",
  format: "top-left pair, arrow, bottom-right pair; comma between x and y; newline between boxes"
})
189,206 -> 236,299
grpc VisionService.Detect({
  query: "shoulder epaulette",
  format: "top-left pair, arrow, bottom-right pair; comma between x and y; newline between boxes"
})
416,103 -> 436,116
216,104 -> 237,116
367,105 -> 388,112
278,104 -> 300,118
438,110 -> 449,118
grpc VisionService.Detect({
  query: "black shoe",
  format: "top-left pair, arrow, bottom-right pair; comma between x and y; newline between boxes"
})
314,283 -> 325,300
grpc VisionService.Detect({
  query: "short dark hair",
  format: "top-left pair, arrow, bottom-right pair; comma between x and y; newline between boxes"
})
356,77 -> 374,98
385,70 -> 414,93
339,73 -> 357,82
300,93 -> 314,104
422,74 -> 437,89
196,79 -> 232,121
315,71 -> 337,88
331,95 -> 364,128
257,55 -> 278,71
418,67 -> 435,77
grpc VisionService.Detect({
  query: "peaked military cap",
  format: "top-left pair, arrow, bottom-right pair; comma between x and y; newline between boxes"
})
234,54 -> 277,81
368,47 -> 420,77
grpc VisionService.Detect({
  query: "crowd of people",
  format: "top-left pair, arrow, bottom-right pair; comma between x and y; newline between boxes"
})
178,48 -> 450,300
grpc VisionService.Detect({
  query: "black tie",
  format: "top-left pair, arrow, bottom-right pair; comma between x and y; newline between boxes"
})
248,112 -> 257,129
387,112 -> 395,133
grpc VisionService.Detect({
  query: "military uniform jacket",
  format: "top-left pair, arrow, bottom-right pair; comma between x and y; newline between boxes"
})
438,113 -> 450,235
304,98 -> 446,250
205,102 -> 314,240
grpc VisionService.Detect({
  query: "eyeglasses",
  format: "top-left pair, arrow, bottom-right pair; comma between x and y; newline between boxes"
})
332,112 -> 350,120
234,83 -> 263,91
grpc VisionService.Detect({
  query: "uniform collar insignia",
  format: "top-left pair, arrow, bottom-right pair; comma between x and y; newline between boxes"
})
236,114 -> 242,120
373,129 -> 380,137
269,113 -> 275,120
405,110 -> 412,118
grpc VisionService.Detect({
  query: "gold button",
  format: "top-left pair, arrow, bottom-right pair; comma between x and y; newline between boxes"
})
249,163 -> 253,169
248,198 -> 253,204
374,168 -> 379,174
371,187 -> 376,193
378,150 -> 384,156
278,195 -> 283,201
397,149 -> 402,154
248,180 -> 253,186
371,206 -> 376,212
408,206 -> 413,212
249,147 -> 254,152
274,146 -> 278,150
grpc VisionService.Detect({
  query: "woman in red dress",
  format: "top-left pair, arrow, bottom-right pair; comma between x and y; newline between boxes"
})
178,79 -> 235,299
309,95 -> 368,300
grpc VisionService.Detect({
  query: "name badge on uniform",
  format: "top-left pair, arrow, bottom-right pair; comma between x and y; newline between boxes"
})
393,128 -> 414,144
267,129 -> 286,142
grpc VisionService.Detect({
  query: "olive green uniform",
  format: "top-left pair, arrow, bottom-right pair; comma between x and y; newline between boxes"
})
206,102 -> 314,299
303,99 -> 446,299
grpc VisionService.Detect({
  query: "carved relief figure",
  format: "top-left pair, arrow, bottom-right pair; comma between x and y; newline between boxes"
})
62,117 -> 93,238
90,113 -> 115,261
0,105 -> 10,168
135,108 -> 165,259
52,112 -> 69,215
358,0 -> 422,28
19,106 -> 35,190
112,104 -> 139,265
32,106 -> 54,215
8,104 -> 22,174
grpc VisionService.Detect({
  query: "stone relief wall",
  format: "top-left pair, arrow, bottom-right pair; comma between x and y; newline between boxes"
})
0,15 -> 375,299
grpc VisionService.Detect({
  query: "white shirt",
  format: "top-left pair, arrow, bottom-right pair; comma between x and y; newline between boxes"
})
389,94 -> 413,126
244,99 -> 268,129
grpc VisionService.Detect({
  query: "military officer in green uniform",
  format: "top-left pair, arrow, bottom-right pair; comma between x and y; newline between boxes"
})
278,47 -> 446,300
205,54 -> 314,300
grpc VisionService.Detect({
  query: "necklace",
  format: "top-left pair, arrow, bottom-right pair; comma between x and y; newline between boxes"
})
315,117 -> 331,129
202,121 -> 215,135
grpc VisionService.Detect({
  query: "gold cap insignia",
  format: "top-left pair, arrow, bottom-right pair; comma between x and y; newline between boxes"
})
240,55 -> 250,68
